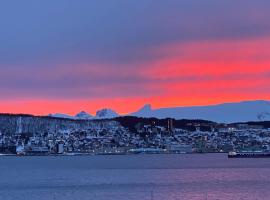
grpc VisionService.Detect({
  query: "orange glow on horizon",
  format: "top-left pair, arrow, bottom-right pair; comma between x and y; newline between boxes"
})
0,96 -> 269,116
1,37 -> 269,115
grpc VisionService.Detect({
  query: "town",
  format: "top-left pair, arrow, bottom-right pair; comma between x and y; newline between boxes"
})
0,114 -> 269,155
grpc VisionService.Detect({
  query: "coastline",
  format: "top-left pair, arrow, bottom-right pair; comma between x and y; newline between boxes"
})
0,152 -> 222,157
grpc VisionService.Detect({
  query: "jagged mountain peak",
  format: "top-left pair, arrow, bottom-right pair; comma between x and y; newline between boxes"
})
140,104 -> 152,111
136,104 -> 152,113
95,108 -> 119,119
75,111 -> 93,119
130,104 -> 152,118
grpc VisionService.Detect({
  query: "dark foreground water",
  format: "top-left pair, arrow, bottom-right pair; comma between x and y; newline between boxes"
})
1,154 -> 270,200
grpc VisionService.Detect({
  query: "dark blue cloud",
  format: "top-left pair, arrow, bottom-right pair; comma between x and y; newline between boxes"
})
0,0 -> 270,101
0,0 -> 270,66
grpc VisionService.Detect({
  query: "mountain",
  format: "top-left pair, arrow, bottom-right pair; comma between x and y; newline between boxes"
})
75,111 -> 93,120
95,108 -> 119,119
48,100 -> 270,123
48,109 -> 118,120
130,100 -> 270,123
48,113 -> 74,119
49,111 -> 93,120
135,104 -> 152,116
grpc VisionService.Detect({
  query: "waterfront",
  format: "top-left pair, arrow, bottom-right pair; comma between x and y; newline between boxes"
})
1,154 -> 270,200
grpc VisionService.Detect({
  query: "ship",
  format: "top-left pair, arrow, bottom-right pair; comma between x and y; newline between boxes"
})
228,151 -> 270,158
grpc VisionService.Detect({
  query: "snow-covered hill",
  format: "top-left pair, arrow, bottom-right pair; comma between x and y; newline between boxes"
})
75,111 -> 93,120
95,108 -> 119,119
130,100 -> 270,123
48,113 -> 74,119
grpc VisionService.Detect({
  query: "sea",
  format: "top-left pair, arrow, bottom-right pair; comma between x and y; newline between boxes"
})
1,153 -> 270,200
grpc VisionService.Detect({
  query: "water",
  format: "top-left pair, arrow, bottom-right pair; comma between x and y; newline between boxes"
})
1,153 -> 270,200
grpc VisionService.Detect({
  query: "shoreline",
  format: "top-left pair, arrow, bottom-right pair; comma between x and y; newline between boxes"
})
0,152 -> 224,157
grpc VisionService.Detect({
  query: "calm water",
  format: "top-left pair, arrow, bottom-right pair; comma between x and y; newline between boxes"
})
1,154 -> 270,200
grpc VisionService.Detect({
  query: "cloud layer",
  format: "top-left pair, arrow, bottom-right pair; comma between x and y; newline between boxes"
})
0,0 -> 269,114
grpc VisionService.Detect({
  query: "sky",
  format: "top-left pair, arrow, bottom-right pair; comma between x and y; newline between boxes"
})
0,0 -> 269,115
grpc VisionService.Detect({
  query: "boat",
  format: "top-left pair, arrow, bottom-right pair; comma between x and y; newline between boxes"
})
228,151 -> 270,158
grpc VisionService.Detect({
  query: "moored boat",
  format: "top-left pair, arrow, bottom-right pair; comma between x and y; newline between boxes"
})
228,151 -> 270,158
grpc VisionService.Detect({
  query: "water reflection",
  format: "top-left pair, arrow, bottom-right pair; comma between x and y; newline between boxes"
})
1,154 -> 270,200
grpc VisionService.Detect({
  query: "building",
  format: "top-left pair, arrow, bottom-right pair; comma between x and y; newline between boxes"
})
167,118 -> 174,134
57,143 -> 64,154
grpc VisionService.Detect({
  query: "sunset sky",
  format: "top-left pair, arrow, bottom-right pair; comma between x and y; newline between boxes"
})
0,0 -> 269,115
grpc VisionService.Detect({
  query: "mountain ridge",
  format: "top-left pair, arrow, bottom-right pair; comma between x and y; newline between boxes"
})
130,100 -> 270,123
49,108 -> 119,120
48,100 -> 270,123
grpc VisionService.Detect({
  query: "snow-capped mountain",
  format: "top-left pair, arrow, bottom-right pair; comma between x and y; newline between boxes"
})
49,109 -> 119,120
130,100 -> 270,123
135,104 -> 152,116
95,108 -> 119,119
48,100 -> 270,123
75,111 -> 93,120
48,113 -> 74,119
